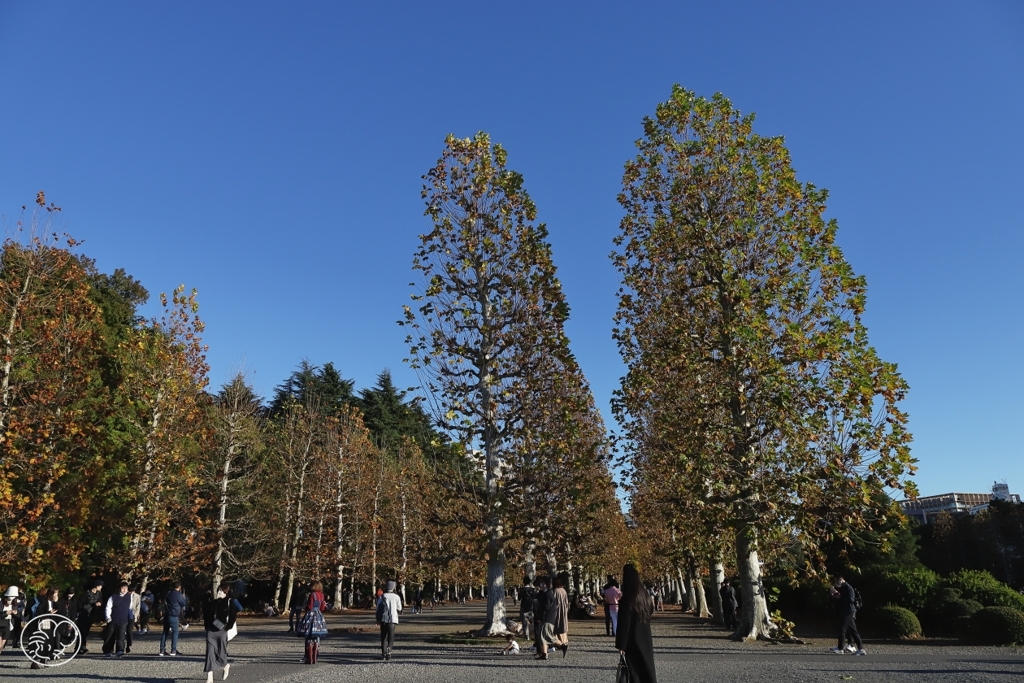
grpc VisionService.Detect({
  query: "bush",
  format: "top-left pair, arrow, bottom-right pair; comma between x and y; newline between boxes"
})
945,570 -> 1024,611
965,606 -> 1024,645
931,587 -> 962,603
873,605 -> 922,639
871,568 -> 941,612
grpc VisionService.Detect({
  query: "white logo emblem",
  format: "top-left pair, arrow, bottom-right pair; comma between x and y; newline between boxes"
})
19,614 -> 81,667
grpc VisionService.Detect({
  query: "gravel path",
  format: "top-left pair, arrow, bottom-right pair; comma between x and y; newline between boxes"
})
2,603 -> 1022,682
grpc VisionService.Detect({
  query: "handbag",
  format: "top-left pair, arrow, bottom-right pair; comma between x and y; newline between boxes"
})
227,623 -> 238,641
616,652 -> 631,683
212,618 -> 226,630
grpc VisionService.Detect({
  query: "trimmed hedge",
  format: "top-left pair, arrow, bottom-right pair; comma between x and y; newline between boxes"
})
965,606 -> 1024,645
945,570 -> 1024,611
874,605 -> 922,639
872,568 -> 941,613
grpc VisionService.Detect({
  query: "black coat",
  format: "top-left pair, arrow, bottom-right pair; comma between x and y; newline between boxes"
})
202,597 -> 237,632
615,605 -> 657,683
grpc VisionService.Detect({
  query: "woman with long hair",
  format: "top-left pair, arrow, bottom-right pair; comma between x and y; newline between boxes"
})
615,564 -> 657,683
298,580 -> 328,664
202,582 -> 238,683
539,576 -> 570,659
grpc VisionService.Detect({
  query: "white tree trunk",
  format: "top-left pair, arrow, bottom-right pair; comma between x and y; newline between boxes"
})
709,559 -> 725,625
735,525 -> 773,640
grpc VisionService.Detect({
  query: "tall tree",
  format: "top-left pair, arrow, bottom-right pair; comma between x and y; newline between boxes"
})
0,202 -> 109,581
112,285 -> 212,589
403,132 -> 573,634
612,87 -> 916,639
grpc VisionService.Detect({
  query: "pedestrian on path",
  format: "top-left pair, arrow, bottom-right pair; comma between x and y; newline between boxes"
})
828,575 -> 865,656
77,581 -> 103,654
289,581 -> 309,633
616,564 -> 657,683
202,581 -> 238,683
298,580 -> 328,664
375,579 -> 402,660
160,581 -> 187,656
719,579 -> 738,630
602,576 -> 621,636
539,576 -> 569,660
103,582 -> 132,657
518,578 -> 536,641
1,586 -> 18,655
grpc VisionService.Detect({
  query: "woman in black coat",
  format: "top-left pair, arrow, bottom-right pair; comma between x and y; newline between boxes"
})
615,564 -> 657,683
202,583 -> 238,683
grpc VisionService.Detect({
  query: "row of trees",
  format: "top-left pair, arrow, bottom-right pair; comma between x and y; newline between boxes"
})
2,183 -> 630,619
610,87 -> 918,639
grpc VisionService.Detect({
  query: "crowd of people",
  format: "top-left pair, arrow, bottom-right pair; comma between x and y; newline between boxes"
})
1,563 -> 880,683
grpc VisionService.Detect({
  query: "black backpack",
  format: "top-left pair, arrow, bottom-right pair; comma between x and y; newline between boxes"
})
853,586 -> 864,610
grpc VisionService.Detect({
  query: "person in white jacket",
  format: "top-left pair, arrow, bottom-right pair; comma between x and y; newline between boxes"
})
375,581 -> 403,660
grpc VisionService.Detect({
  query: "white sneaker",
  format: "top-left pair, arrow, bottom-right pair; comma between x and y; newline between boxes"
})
846,644 -> 857,653
854,649 -> 866,656
829,647 -> 845,654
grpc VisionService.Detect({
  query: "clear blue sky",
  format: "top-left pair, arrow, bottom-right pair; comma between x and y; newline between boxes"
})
1,1 -> 1021,498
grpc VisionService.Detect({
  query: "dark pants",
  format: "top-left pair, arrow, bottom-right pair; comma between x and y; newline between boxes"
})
520,611 -> 533,640
103,623 -> 128,654
160,616 -> 180,653
724,602 -> 738,629
379,623 -> 396,657
604,604 -> 612,635
75,615 -> 93,651
838,613 -> 863,650
289,608 -> 303,631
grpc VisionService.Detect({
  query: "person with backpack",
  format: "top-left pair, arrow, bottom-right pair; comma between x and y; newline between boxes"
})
828,575 -> 865,655
297,580 -> 328,664
375,580 -> 402,660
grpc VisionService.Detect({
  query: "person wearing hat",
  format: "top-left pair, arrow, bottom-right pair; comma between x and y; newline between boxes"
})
1,586 -> 18,654
375,580 -> 403,660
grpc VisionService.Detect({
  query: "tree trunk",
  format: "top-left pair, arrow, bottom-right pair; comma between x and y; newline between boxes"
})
481,533 -> 507,634
735,525 -> 773,640
522,538 -> 537,584
399,492 -> 408,605
709,558 -> 725,625
688,555 -> 711,618
212,422 -> 237,587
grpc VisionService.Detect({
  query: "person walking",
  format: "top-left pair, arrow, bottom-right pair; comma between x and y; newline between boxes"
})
288,581 -> 309,633
518,579 -> 536,642
76,581 -> 103,654
539,576 -> 569,660
532,577 -> 551,657
103,582 -> 132,657
829,575 -> 865,655
297,580 -> 328,664
602,576 -> 622,636
160,582 -> 188,656
616,564 -> 657,683
719,578 -> 738,630
203,582 -> 238,682
1,586 -> 18,655
375,579 -> 402,660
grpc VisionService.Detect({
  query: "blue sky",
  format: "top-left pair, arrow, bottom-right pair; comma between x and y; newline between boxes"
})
1,1 -> 1021,498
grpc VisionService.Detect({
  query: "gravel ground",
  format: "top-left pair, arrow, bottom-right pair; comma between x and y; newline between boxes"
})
2,603 -> 1022,682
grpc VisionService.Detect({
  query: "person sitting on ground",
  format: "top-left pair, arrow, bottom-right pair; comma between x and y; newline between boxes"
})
502,632 -> 520,655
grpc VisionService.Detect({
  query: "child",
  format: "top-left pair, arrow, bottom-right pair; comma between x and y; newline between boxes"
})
502,633 -> 520,655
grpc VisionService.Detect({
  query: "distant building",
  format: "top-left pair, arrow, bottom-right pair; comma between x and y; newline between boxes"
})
900,481 -> 1020,524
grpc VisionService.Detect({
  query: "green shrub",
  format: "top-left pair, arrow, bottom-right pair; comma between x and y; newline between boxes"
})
945,570 -> 1024,611
874,605 -> 922,639
931,587 -> 962,603
965,606 -> 1024,645
873,568 -> 941,612
921,596 -> 983,636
